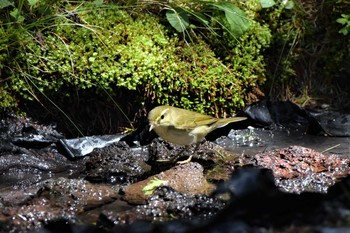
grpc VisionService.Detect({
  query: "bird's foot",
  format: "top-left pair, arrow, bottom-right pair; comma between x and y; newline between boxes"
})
176,155 -> 193,165
155,158 -> 174,163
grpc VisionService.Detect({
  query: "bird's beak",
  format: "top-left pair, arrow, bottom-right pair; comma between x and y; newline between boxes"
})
149,124 -> 154,132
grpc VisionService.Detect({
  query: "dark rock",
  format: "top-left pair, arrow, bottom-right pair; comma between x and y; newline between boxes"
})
0,177 -> 119,232
99,185 -> 224,229
84,141 -> 151,184
38,177 -> 119,208
309,111 -> 350,136
0,113 -> 84,188
243,100 -> 326,135
0,150 -> 79,174
148,138 -> 228,163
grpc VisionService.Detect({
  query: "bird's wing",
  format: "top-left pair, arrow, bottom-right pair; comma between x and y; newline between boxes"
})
174,111 -> 218,130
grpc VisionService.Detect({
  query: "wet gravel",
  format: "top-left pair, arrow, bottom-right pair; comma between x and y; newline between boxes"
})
240,145 -> 350,193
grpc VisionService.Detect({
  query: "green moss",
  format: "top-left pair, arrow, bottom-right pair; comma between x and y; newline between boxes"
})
260,0 -> 350,104
1,1 -> 278,116
0,87 -> 17,109
2,3 -> 250,115
207,2 -> 272,104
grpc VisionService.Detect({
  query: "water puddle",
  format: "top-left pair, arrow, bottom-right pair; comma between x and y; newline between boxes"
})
214,127 -> 350,194
216,127 -> 350,157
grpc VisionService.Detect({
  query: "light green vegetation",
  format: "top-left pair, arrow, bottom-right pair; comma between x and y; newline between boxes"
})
142,178 -> 168,196
263,0 -> 350,106
1,0 -> 348,132
0,0 -> 272,118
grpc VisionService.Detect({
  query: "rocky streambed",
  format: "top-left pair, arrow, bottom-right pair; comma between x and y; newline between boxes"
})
1,108 -> 350,233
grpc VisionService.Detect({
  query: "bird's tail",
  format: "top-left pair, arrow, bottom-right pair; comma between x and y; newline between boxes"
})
215,117 -> 247,128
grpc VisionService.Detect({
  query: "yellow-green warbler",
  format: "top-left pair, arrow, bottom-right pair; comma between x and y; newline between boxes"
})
148,105 -> 247,163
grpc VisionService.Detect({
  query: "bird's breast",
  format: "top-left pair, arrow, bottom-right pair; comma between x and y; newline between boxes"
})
153,126 -> 198,145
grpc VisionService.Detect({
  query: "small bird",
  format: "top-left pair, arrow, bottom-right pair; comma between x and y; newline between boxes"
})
148,105 -> 247,164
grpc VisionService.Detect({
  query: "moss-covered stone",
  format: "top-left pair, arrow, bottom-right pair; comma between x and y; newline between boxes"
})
1,0 -> 276,120
4,4 -> 253,115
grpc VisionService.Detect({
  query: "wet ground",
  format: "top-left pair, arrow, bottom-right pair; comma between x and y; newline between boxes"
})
217,127 -> 350,157
1,105 -> 350,233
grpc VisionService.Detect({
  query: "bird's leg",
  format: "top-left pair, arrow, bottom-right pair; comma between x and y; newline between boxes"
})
156,145 -> 188,163
156,143 -> 200,164
176,143 -> 200,165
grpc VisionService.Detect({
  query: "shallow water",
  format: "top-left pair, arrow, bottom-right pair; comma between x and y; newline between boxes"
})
215,127 -> 350,194
216,127 -> 350,157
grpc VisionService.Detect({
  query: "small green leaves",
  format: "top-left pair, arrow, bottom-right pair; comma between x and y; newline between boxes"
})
336,14 -> 350,36
260,0 -> 294,9
283,0 -> 294,9
211,2 -> 250,37
93,0 -> 103,7
260,0 -> 276,8
0,0 -> 13,9
142,178 -> 168,196
166,6 -> 189,33
89,52 -> 98,63
10,8 -> 25,22
27,0 -> 38,7
1,4 -> 252,114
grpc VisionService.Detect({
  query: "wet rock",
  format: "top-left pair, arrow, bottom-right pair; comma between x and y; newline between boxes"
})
309,111 -> 350,136
57,134 -> 124,159
244,100 -> 311,127
244,100 -> 350,136
240,146 -> 350,193
204,168 -> 350,232
84,141 -> 151,184
243,100 -> 325,135
98,168 -> 350,233
0,112 -> 63,149
0,185 -> 41,206
10,168 -> 350,233
0,150 -> 78,174
39,177 -> 119,208
0,177 -> 118,232
195,168 -> 327,230
122,162 -> 214,204
0,113 -> 84,189
0,146 -> 84,189
148,138 -> 193,162
0,115 -> 60,157
148,138 -> 242,185
0,199 -> 77,233
205,158 -> 237,182
99,186 -> 224,228
148,138 -> 233,163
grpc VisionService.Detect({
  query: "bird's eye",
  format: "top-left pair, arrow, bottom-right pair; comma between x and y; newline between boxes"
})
160,114 -> 165,120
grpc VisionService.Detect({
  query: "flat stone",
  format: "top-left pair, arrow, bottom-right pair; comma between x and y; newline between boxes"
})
123,162 -> 214,204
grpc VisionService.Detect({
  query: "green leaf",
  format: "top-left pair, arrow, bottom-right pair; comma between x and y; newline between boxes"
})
260,0 -> 276,8
142,178 -> 168,196
339,27 -> 349,36
93,0 -> 103,6
212,2 -> 250,37
284,0 -> 294,9
27,0 -> 38,7
0,0 -> 14,9
10,8 -> 25,22
166,6 -> 189,33
336,18 -> 347,25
